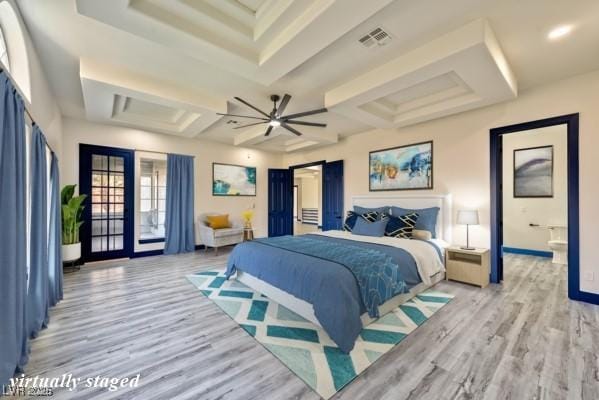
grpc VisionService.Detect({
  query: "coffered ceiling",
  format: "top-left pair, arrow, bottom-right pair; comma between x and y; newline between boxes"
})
325,19 -> 517,129
16,0 -> 599,152
76,0 -> 394,85
80,57 -> 226,137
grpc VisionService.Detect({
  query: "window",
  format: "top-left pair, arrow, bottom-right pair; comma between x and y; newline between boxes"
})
0,26 -> 9,71
90,154 -> 126,252
0,1 -> 33,101
139,158 -> 166,242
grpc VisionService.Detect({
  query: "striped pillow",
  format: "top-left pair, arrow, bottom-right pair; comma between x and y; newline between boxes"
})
343,211 -> 388,232
384,212 -> 419,239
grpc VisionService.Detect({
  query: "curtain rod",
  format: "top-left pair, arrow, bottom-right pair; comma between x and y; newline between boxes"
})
135,149 -> 168,156
1,66 -> 57,156
135,149 -> 195,158
1,67 -> 34,123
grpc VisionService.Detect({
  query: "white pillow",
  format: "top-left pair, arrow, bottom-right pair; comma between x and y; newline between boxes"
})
412,229 -> 432,241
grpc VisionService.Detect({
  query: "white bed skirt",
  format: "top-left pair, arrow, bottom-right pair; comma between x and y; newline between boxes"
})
235,270 -> 446,328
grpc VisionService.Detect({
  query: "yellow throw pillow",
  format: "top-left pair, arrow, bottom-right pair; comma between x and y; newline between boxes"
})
207,214 -> 231,229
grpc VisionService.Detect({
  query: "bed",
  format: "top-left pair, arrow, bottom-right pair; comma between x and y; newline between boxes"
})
225,194 -> 452,353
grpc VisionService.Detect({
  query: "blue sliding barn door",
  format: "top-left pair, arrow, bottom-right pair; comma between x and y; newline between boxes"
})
268,169 -> 293,237
322,160 -> 344,231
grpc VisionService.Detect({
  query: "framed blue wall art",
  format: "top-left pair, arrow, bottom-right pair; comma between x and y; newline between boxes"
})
369,141 -> 433,191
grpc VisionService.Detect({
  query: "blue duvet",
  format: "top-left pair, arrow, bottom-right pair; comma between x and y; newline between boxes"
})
225,234 -> 423,353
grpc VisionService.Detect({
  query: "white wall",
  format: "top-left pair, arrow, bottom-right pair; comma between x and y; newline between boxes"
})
283,69 -> 599,294
1,0 -> 62,156
61,118 -> 283,250
502,125 -> 568,252
301,177 -> 319,208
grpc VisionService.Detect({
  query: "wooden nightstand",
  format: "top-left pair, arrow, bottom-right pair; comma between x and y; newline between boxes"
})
445,246 -> 490,288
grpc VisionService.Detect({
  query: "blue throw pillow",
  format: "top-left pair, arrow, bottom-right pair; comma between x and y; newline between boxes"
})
385,213 -> 419,239
391,206 -> 439,238
352,217 -> 388,237
353,205 -> 391,217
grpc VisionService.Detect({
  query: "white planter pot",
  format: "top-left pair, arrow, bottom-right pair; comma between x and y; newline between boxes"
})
62,243 -> 81,262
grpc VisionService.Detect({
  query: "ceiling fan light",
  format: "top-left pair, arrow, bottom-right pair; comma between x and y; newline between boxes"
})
269,120 -> 281,127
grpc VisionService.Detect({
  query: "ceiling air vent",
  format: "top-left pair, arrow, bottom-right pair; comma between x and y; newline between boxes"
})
358,27 -> 391,48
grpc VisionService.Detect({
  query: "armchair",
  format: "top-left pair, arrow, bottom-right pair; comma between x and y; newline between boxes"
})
198,213 -> 244,255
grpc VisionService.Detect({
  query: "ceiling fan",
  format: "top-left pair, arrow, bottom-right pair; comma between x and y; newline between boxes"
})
217,94 -> 327,137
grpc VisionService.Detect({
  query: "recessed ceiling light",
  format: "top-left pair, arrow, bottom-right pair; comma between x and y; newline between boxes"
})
548,25 -> 573,40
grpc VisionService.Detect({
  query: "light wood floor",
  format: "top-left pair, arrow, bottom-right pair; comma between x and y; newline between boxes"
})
24,250 -> 599,400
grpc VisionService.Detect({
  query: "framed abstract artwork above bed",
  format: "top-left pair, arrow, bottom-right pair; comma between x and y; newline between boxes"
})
513,145 -> 553,198
212,163 -> 257,196
369,141 -> 433,191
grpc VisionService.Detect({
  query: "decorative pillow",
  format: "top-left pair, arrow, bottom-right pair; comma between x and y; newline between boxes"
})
343,211 -> 386,231
412,229 -> 432,241
352,217 -> 388,237
206,214 -> 231,229
385,212 -> 419,239
391,206 -> 439,238
361,211 -> 381,222
343,211 -> 359,232
353,205 -> 391,217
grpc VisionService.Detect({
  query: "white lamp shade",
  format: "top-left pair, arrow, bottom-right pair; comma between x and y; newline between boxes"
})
457,210 -> 479,225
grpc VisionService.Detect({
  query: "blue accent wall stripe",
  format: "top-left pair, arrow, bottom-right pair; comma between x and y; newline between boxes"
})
132,245 -> 205,259
131,249 -> 164,258
502,247 -> 553,258
571,290 -> 599,305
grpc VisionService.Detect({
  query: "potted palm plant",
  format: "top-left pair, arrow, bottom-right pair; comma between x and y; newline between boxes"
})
61,184 -> 87,262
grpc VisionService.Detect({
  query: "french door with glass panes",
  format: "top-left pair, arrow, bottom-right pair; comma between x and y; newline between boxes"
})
79,144 -> 134,261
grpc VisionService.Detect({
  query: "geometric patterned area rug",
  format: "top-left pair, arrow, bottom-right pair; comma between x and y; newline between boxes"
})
186,269 -> 454,399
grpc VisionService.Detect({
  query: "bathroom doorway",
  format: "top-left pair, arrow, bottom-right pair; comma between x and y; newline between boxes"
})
501,126 -> 568,262
490,114 -> 587,302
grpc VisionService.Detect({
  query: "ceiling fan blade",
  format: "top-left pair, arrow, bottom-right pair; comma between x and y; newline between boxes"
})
216,113 -> 268,121
282,122 -> 303,136
264,125 -> 274,136
285,120 -> 327,128
276,94 -> 291,117
233,121 -> 268,129
234,97 -> 270,118
282,107 -> 327,120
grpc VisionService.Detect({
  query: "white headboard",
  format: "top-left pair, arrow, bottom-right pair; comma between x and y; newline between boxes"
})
351,194 -> 452,242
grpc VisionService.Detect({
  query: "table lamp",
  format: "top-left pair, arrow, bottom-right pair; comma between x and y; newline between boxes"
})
457,210 -> 479,250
